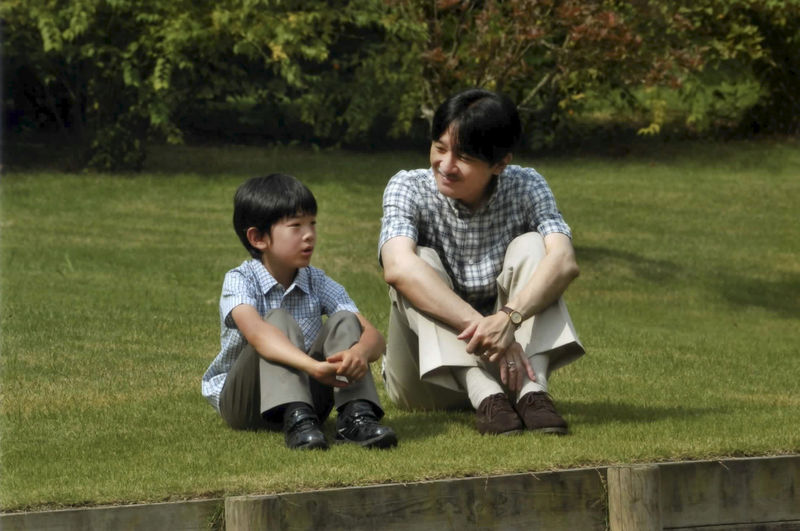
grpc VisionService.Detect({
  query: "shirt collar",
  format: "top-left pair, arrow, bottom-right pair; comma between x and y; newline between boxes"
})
251,260 -> 312,296
438,173 -> 501,218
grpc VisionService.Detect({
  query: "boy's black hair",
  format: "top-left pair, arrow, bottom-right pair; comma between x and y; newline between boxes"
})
233,173 -> 317,259
431,88 -> 522,166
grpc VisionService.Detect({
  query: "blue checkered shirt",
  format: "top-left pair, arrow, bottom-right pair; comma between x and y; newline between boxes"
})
379,165 -> 571,315
201,259 -> 358,413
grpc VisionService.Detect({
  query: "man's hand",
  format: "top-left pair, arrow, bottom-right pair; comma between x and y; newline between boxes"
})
457,312 -> 516,359
498,342 -> 535,392
327,348 -> 369,382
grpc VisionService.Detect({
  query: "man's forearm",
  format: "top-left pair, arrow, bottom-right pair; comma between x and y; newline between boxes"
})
506,237 -> 579,320
388,259 -> 480,331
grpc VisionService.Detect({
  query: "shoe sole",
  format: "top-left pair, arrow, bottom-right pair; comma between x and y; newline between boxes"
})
335,432 -> 398,449
478,427 -> 524,436
290,441 -> 330,450
529,427 -> 569,435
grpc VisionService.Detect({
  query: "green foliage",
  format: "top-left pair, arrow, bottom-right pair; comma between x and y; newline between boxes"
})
2,0 -> 798,170
388,0 -> 799,146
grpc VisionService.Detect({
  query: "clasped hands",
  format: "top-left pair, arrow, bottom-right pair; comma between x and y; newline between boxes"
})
458,312 -> 535,392
310,348 -> 369,388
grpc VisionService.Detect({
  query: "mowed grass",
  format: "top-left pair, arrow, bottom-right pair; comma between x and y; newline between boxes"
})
1,140 -> 798,511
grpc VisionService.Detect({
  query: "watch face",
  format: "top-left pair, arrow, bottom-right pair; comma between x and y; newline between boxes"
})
511,312 -> 522,325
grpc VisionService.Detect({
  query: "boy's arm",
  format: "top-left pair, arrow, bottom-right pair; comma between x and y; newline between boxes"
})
326,313 -> 385,382
230,304 -> 346,388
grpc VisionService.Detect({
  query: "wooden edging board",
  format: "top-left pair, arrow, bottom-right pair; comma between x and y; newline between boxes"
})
2,455 -> 798,530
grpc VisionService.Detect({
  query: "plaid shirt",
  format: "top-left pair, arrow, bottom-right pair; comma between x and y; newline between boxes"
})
379,165 -> 571,315
201,259 -> 358,413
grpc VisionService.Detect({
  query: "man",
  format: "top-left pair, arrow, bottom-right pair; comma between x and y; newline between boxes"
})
379,89 -> 584,435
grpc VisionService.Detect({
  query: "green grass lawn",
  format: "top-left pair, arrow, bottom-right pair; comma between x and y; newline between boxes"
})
1,139 -> 799,511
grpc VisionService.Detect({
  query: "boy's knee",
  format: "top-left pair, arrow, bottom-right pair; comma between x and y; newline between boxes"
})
328,309 -> 358,324
264,308 -> 304,346
326,311 -> 362,335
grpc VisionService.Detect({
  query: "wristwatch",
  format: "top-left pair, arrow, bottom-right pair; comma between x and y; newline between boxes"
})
499,306 -> 523,328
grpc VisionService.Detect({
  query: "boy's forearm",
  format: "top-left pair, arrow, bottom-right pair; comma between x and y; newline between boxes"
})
231,304 -> 317,374
250,327 -> 320,374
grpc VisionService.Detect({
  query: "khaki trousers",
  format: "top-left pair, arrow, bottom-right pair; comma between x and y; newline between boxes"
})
219,309 -> 382,430
383,232 -> 584,410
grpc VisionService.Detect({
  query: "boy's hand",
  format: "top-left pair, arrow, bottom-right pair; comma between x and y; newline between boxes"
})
327,348 -> 369,382
310,360 -> 349,388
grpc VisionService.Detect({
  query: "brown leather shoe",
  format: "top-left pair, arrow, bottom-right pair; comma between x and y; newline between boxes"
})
515,392 -> 568,435
476,394 -> 523,435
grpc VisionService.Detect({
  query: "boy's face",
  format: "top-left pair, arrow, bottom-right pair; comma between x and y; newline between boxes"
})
257,213 -> 317,276
430,128 -> 509,210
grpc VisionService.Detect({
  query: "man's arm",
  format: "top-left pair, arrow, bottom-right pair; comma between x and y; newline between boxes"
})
462,232 -> 579,357
507,232 -> 579,319
230,304 -> 347,388
381,236 -> 482,331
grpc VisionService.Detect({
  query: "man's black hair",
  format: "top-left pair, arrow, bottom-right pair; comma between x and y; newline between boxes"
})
233,173 -> 317,258
431,88 -> 522,166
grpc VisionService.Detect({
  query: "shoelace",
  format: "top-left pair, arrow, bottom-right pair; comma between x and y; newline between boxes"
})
347,412 -> 378,427
290,416 -> 318,433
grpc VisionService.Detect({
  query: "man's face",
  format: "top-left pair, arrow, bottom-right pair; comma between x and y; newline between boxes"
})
429,128 -> 508,209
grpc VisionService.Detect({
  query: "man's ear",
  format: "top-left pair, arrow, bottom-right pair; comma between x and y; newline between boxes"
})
491,153 -> 513,175
246,227 -> 269,251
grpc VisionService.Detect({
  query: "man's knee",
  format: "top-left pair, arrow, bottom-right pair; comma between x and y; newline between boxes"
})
417,246 -> 453,287
505,232 -> 546,263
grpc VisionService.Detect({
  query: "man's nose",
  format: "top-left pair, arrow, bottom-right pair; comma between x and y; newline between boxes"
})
439,152 -> 456,175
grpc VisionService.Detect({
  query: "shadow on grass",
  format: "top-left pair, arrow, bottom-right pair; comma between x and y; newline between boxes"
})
562,399 -> 724,425
715,272 -> 800,318
575,245 -> 681,283
576,245 -> 799,318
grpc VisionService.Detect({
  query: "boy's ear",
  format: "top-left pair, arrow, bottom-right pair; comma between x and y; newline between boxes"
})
246,227 -> 270,251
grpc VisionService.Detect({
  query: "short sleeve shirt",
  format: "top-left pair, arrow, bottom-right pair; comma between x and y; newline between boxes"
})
201,259 -> 358,413
378,165 -> 571,315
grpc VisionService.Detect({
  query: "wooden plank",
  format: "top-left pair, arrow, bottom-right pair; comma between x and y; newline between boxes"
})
661,456 -> 800,529
608,465 -> 662,531
671,521 -> 800,531
225,468 -> 607,531
0,498 -> 223,531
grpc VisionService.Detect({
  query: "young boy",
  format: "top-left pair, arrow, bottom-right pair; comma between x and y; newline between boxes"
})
202,173 -> 397,450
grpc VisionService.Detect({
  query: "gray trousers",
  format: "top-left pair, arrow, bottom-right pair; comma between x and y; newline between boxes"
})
383,232 -> 585,411
219,309 -> 382,430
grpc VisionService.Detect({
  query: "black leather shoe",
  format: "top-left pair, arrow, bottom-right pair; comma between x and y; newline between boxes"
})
335,400 -> 398,449
283,404 -> 328,450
